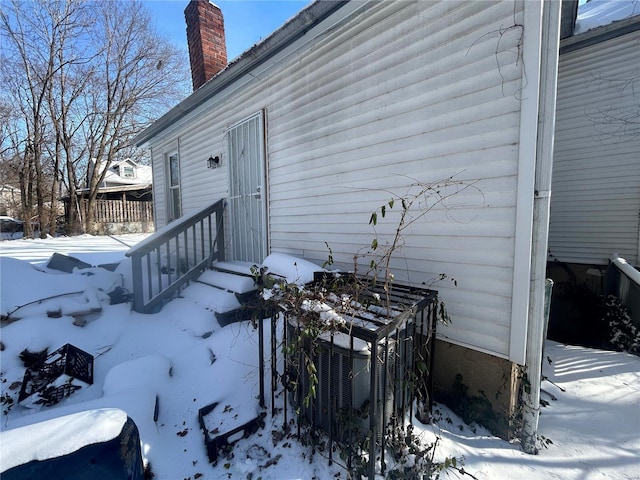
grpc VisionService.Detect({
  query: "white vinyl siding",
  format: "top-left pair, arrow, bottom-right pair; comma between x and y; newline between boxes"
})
146,0 -> 537,360
267,0 -> 526,360
550,31 -> 640,266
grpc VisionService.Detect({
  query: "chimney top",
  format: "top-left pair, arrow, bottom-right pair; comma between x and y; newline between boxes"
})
185,0 -> 228,91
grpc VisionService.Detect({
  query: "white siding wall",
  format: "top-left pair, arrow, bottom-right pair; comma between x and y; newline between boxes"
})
550,31 -> 640,266
147,1 -> 532,360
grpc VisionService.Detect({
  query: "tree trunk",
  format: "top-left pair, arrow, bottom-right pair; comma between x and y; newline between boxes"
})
19,150 -> 35,238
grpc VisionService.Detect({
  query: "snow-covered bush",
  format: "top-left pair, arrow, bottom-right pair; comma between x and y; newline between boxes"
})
603,295 -> 640,356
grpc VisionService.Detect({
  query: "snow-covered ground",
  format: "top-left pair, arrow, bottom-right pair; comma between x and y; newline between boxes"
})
0,234 -> 639,479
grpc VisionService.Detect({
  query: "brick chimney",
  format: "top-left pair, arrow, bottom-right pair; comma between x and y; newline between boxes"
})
184,0 -> 228,90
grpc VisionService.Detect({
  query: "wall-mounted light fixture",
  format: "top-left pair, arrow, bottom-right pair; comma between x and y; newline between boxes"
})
207,155 -> 220,169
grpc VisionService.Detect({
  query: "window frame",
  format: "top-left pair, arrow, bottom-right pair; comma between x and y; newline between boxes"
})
165,150 -> 181,223
122,165 -> 136,178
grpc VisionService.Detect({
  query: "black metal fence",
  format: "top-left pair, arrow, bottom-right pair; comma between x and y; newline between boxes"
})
258,273 -> 438,478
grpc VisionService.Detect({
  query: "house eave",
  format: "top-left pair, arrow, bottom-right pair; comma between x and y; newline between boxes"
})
74,183 -> 152,195
133,0 -> 349,148
560,14 -> 640,54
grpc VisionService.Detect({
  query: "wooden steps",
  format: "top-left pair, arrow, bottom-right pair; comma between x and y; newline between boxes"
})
181,261 -> 261,327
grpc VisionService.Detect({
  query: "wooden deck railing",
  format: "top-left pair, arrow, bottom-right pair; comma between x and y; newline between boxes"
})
126,199 -> 225,313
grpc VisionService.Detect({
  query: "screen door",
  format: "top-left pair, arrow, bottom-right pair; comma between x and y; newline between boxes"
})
227,111 -> 267,263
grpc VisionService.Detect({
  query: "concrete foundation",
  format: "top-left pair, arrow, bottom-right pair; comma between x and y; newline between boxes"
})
88,221 -> 155,235
432,339 -> 520,439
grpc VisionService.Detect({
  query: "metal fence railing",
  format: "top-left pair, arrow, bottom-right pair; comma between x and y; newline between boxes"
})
126,199 -> 225,313
258,273 -> 438,478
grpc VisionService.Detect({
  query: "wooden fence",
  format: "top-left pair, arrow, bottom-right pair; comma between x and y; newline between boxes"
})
82,198 -> 153,224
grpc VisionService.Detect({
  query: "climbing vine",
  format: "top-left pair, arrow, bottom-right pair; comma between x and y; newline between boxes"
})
256,175 -> 483,478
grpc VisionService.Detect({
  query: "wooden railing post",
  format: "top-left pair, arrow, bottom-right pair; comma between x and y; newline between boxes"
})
130,252 -> 144,313
215,200 -> 225,262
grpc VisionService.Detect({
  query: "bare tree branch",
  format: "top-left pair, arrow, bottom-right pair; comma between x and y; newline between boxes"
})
1,0 -> 190,234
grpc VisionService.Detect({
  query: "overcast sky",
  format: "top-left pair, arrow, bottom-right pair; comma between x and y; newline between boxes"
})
143,0 -> 311,61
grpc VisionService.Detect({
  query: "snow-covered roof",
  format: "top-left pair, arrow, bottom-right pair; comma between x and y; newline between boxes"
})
101,159 -> 152,187
575,0 -> 640,35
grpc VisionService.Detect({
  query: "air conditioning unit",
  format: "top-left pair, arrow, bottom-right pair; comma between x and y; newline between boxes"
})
262,274 -> 437,479
289,329 -> 414,443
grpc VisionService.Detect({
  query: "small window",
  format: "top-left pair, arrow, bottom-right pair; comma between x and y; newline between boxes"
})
122,166 -> 135,178
166,152 -> 181,222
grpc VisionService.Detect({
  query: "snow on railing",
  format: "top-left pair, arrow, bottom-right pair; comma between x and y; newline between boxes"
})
607,253 -> 640,325
609,254 -> 640,286
126,199 -> 225,313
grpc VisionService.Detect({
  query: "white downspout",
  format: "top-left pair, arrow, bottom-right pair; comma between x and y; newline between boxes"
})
521,0 -> 562,454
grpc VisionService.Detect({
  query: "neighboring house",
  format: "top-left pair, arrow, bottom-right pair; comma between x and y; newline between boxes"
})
547,2 -> 640,342
551,2 -> 640,270
134,0 -> 563,436
0,184 -> 21,218
97,158 -> 153,189
0,184 -> 63,236
65,159 -> 154,235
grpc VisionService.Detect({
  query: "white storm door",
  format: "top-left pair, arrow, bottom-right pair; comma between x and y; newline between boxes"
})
227,111 -> 267,263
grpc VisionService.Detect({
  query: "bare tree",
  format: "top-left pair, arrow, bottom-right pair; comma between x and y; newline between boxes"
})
79,0 -> 189,233
0,0 -> 62,236
1,0 -> 189,236
42,2 -> 96,235
0,101 -> 23,216
42,2 -> 95,235
0,101 -> 22,195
